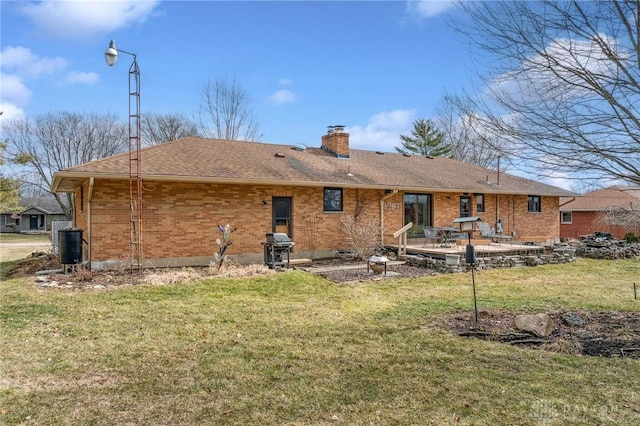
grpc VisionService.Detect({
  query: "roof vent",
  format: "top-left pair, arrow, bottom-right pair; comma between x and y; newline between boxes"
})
275,153 -> 286,158
376,151 -> 385,155
291,145 -> 306,152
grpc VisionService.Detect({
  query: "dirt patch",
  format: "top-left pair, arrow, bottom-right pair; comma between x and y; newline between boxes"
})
442,309 -> 640,359
317,263 -> 438,283
4,253 -> 60,277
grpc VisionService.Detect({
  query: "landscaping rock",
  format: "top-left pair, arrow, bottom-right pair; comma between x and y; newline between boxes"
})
514,313 -> 554,337
562,312 -> 584,327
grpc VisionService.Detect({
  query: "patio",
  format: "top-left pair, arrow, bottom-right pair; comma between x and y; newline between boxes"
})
390,239 -> 546,260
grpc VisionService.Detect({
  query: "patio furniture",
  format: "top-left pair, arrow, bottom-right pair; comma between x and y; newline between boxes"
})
437,227 -> 460,247
477,222 -> 513,244
423,227 -> 441,247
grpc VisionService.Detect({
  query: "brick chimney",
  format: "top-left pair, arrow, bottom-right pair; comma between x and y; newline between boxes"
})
321,125 -> 349,158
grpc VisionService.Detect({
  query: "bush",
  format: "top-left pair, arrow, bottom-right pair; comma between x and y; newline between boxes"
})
339,215 -> 380,260
624,232 -> 638,243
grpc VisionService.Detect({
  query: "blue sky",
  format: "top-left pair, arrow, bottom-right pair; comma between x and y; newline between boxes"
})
1,0 -> 475,152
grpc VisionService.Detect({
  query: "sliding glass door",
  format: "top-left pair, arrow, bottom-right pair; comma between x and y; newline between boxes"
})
403,193 -> 433,237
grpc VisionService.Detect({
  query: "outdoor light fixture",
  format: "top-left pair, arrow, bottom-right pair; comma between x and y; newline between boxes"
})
104,40 -> 118,66
104,39 -> 137,66
105,39 -> 143,272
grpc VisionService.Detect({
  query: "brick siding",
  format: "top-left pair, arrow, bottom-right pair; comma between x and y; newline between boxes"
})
560,211 -> 630,240
75,180 -> 562,264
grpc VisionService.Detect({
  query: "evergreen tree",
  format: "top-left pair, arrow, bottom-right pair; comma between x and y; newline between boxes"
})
395,119 -> 451,157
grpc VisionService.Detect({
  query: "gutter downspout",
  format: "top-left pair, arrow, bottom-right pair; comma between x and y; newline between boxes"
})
87,177 -> 94,268
380,189 -> 399,245
559,197 -> 576,208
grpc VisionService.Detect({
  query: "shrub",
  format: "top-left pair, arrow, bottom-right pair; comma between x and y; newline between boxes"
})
339,215 -> 380,260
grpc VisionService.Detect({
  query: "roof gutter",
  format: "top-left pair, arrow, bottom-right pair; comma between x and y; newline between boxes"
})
559,196 -> 576,207
52,171 -> 576,197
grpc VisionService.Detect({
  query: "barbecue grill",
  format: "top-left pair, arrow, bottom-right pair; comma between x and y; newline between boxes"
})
263,232 -> 294,269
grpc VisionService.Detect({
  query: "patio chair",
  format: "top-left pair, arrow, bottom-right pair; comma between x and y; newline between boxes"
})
477,222 -> 513,244
423,227 -> 441,247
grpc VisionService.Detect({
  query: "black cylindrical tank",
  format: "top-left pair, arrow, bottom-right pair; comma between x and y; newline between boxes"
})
58,229 -> 83,264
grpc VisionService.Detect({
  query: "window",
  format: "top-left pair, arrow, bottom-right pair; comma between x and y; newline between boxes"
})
528,195 -> 542,213
476,194 -> 485,213
404,193 -> 433,237
323,187 -> 343,212
561,211 -> 572,224
460,196 -> 471,217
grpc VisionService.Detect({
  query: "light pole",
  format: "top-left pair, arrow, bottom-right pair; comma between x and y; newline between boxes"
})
105,39 -> 143,273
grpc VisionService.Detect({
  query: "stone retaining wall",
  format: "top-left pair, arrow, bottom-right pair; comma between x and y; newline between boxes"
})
569,243 -> 640,259
403,250 -> 576,273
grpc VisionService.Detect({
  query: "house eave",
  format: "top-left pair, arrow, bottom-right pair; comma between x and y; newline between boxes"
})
51,171 -> 575,197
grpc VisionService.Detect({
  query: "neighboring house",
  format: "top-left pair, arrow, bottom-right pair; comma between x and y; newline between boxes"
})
52,129 -> 575,268
560,186 -> 640,240
0,197 -> 68,233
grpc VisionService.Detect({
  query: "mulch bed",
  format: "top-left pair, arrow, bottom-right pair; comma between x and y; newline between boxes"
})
315,263 -> 439,283
443,309 -> 640,359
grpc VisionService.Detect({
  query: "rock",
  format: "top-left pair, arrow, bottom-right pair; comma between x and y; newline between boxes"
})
93,284 -> 106,289
562,312 -> 584,327
514,313 -> 554,337
36,276 -> 49,282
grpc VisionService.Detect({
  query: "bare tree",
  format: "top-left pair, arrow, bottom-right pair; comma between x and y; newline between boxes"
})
2,111 -> 128,218
197,76 -> 261,141
451,0 -> 640,185
0,140 -> 22,212
596,206 -> 640,237
141,113 -> 199,146
436,94 -> 504,169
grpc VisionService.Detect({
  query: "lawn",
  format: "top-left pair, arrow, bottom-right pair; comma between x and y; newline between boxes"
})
0,233 -> 51,264
1,257 -> 639,425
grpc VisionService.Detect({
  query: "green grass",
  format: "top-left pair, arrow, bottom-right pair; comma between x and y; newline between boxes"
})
0,233 -> 50,243
1,258 -> 639,425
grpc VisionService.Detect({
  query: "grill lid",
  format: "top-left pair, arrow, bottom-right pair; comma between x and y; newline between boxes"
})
266,232 -> 292,244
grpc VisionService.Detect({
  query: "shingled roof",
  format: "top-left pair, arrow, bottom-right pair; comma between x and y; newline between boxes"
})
52,136 -> 574,196
560,186 -> 640,211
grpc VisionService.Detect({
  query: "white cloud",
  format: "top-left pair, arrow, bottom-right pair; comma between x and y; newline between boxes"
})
0,73 -> 32,106
0,46 -> 68,79
268,89 -> 297,105
348,109 -> 417,151
0,46 -> 99,115
488,34 -> 625,105
406,0 -> 456,18
0,103 -> 26,121
64,71 -> 99,85
20,0 -> 160,38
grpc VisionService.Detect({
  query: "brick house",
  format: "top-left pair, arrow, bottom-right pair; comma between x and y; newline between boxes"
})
52,129 -> 574,269
560,186 -> 640,240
